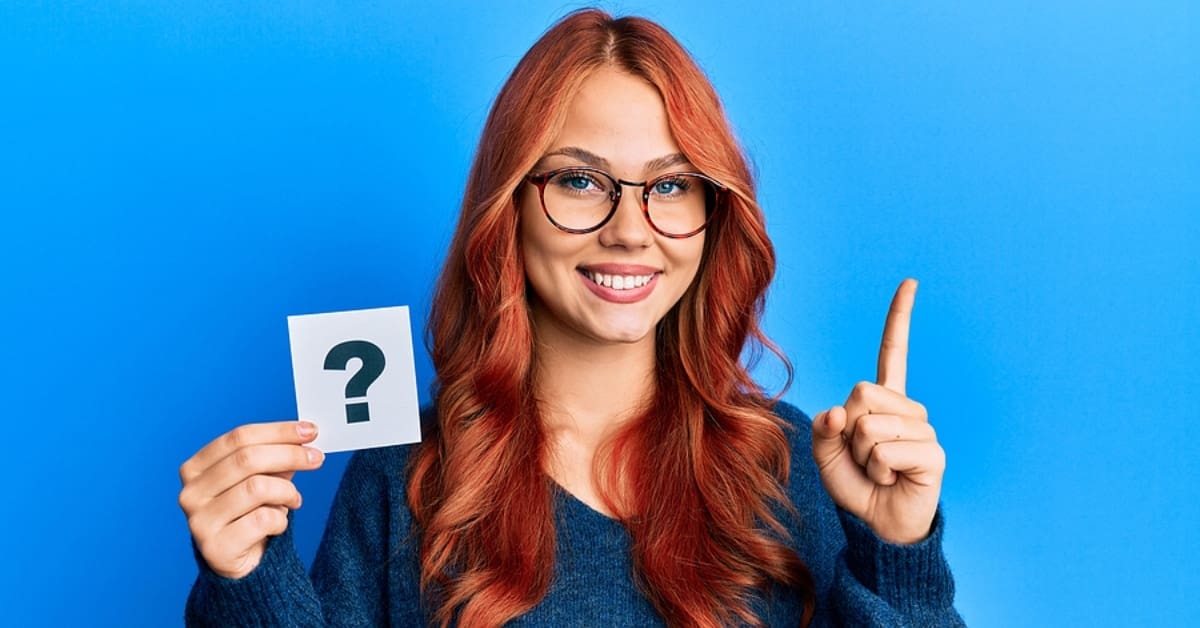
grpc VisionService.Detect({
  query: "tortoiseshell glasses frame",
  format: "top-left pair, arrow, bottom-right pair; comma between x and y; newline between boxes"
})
524,166 -> 726,239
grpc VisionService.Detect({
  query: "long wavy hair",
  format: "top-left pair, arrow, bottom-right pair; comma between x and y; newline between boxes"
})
408,9 -> 815,627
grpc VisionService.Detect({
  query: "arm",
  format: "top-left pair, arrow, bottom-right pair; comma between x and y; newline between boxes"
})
802,279 -> 964,624
774,400 -> 964,627
185,514 -> 324,627
186,446 -> 416,626
830,507 -> 962,626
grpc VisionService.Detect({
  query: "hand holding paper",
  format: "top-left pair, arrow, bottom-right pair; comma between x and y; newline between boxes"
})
178,420 -> 325,580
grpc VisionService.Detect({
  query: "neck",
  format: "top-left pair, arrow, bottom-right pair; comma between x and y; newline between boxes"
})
533,322 -> 657,445
530,308 -> 658,515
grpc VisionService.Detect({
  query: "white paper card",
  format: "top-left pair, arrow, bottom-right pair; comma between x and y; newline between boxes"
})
287,305 -> 422,453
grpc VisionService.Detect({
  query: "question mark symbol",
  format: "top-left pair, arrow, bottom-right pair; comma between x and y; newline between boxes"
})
323,340 -> 386,423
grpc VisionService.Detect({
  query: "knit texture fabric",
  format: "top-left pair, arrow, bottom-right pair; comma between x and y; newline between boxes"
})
185,401 -> 964,626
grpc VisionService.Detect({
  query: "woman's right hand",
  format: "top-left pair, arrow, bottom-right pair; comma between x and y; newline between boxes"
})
178,421 -> 325,580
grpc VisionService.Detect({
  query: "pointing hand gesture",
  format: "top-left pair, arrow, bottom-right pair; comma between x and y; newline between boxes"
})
811,279 -> 945,544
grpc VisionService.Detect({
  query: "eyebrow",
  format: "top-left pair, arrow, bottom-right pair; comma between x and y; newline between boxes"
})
534,146 -> 693,175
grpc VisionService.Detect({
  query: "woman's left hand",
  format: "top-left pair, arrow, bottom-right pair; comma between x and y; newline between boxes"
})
811,279 -> 945,545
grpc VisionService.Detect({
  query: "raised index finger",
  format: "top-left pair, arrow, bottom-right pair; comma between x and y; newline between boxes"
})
876,278 -> 917,395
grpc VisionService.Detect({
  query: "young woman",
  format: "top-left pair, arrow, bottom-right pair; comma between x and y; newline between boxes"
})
179,9 -> 962,627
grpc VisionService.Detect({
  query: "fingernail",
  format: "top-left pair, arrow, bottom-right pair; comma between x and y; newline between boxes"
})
307,447 -> 324,464
297,422 -> 316,437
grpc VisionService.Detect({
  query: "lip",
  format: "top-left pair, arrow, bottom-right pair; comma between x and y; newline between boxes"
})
578,268 -> 660,304
578,263 -> 661,275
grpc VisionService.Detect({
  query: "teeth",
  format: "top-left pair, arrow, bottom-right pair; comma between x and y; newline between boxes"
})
583,270 -> 655,291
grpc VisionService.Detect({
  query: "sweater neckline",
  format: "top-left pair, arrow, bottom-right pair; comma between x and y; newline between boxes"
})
552,482 -> 623,526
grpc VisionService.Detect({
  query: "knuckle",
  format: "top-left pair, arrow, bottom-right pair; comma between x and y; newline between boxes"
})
232,448 -> 256,473
194,535 -> 212,558
934,444 -> 947,468
853,380 -> 873,397
177,487 -> 195,514
914,401 -> 929,420
871,443 -> 893,466
244,475 -> 266,501
853,438 -> 874,463
253,506 -> 288,535
226,426 -> 247,451
866,459 -> 888,480
253,506 -> 277,530
857,413 -> 880,435
188,513 -> 214,545
178,461 -> 193,484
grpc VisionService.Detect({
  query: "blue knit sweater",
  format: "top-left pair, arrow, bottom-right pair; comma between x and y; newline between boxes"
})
185,402 -> 963,626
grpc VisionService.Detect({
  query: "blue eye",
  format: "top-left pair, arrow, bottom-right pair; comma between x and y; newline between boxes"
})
549,171 -> 606,194
653,177 -> 691,196
564,175 -> 593,190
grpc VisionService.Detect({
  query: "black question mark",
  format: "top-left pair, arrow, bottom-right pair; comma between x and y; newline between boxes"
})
323,340 -> 386,423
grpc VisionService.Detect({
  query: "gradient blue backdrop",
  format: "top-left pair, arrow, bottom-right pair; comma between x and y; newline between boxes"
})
2,2 -> 1196,625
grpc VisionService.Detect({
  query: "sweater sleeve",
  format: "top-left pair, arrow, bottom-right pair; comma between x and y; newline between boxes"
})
772,400 -> 965,627
830,507 -> 963,626
185,446 -> 409,626
184,512 -> 325,626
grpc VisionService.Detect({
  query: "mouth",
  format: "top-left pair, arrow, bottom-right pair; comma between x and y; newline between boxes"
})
578,268 -> 657,290
576,265 -> 661,304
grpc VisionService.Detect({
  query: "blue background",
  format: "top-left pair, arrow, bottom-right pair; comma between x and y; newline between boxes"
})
2,1 -> 1196,625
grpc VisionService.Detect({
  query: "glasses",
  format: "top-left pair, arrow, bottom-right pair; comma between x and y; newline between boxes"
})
525,166 -> 725,238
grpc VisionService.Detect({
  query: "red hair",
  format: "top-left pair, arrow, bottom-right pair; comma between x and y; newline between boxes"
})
409,9 -> 815,626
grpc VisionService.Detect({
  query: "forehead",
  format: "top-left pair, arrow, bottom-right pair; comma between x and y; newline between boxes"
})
544,67 -> 682,174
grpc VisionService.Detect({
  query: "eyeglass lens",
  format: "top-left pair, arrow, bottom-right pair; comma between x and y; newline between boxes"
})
541,170 -> 713,236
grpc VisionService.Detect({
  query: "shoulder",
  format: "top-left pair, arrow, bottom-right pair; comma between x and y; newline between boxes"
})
768,398 -> 815,446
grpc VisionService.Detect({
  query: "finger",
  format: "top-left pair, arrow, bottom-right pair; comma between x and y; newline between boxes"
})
849,413 -> 937,468
180,421 -> 318,485
187,474 -> 302,543
841,381 -> 928,440
865,440 -> 946,488
204,505 -> 291,572
179,444 -> 323,516
877,278 -> 917,395
812,405 -> 876,514
811,406 -> 849,468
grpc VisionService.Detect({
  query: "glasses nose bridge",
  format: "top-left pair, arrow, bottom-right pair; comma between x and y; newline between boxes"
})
598,175 -> 652,242
611,177 -> 649,211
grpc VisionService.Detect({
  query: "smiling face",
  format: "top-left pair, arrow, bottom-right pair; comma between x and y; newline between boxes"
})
519,67 -> 707,348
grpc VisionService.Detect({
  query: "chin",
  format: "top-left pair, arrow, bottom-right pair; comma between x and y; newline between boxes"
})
594,327 -> 653,345
581,314 -> 658,345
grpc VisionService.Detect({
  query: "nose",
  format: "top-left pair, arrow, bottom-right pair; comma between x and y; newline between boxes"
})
597,185 -> 653,248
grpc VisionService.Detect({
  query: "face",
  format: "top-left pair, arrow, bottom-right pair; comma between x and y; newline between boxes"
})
519,67 -> 706,347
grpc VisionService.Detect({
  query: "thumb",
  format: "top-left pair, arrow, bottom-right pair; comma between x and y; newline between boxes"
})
811,406 -> 848,465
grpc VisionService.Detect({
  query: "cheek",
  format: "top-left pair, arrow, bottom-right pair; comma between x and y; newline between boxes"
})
672,236 -> 707,284
519,194 -> 579,285
518,191 -> 551,266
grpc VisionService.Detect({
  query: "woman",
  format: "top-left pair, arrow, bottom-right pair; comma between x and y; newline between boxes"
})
179,9 -> 961,627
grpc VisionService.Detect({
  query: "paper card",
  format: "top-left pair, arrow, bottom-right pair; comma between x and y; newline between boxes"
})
286,305 -> 422,453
